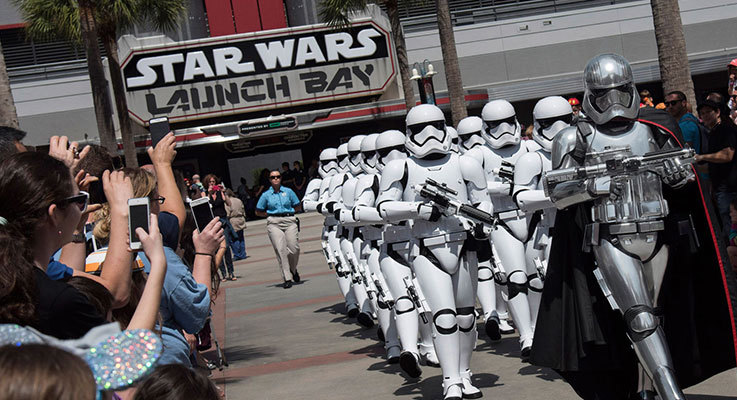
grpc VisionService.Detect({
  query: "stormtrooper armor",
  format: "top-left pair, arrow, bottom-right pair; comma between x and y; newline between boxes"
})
510,96 -> 573,330
468,99 -> 540,356
376,104 -> 493,400
337,135 -> 376,328
303,148 -> 359,317
340,133 -> 403,361
448,126 -> 460,153
545,54 -> 694,400
456,116 -> 512,341
353,129 -> 439,377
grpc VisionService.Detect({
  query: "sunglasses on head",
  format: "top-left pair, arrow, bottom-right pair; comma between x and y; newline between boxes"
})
57,191 -> 89,212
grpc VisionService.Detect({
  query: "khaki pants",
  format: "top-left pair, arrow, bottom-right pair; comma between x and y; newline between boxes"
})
266,216 -> 300,281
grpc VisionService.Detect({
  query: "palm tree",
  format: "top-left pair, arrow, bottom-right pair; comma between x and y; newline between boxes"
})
12,0 -> 186,165
650,0 -> 696,108
436,0 -> 466,125
0,41 -> 19,129
320,0 -> 416,112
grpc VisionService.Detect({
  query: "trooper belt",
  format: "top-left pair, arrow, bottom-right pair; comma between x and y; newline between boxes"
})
602,220 -> 665,235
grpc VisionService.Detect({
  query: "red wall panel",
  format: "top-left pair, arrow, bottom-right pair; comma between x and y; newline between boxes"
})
232,0 -> 261,33
204,0 -> 236,36
257,0 -> 287,30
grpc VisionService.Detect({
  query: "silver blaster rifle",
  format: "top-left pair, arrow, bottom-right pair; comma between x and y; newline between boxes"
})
542,146 -> 695,197
415,178 -> 496,226
403,277 -> 430,324
356,263 -> 375,300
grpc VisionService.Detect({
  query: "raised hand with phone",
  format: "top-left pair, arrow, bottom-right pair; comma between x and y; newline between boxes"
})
147,132 -> 186,240
192,217 -> 224,299
127,213 -> 167,330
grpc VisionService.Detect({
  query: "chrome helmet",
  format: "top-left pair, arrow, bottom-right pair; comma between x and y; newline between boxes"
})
582,53 -> 640,125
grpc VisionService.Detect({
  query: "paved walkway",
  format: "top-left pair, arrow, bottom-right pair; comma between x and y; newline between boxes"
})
209,212 -> 737,399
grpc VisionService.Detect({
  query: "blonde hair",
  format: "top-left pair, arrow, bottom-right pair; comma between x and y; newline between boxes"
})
93,167 -> 157,242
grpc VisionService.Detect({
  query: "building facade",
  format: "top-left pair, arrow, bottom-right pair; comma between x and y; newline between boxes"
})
2,0 -> 736,187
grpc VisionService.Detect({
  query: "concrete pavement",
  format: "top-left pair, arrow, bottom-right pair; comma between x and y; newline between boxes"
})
209,211 -> 737,399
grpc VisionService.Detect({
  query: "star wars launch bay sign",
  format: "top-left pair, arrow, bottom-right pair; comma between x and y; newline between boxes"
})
119,17 -> 396,125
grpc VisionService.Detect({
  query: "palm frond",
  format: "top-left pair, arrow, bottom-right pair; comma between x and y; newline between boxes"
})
319,0 -> 372,28
12,0 -> 81,43
136,0 -> 187,33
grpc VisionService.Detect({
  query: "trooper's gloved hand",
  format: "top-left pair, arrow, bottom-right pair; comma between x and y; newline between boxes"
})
586,176 -> 625,200
326,202 -> 336,213
334,209 -> 342,221
472,222 -> 491,239
417,203 -> 442,222
316,203 -> 323,214
661,159 -> 693,188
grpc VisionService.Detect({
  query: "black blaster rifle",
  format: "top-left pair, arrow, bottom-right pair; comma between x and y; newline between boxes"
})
415,178 -> 496,226
542,146 -> 695,197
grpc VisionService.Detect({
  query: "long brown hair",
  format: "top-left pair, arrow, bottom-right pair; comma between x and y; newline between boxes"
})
0,152 -> 75,325
0,344 -> 96,400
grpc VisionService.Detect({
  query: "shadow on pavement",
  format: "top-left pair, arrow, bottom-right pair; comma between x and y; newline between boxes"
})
314,302 -> 345,316
517,364 -> 564,382
393,372 -> 501,399
475,335 -> 524,359
223,344 -> 277,363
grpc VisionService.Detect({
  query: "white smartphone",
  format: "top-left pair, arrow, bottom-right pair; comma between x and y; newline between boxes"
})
128,197 -> 150,251
190,196 -> 214,232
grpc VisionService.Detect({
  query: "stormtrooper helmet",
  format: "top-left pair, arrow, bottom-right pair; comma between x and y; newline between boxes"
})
532,96 -> 573,152
336,143 -> 349,173
318,147 -> 339,178
405,104 -> 450,158
456,116 -> 486,151
360,133 -> 380,174
376,130 -> 407,172
582,53 -> 640,125
447,126 -> 460,153
481,100 -> 521,149
347,135 -> 366,175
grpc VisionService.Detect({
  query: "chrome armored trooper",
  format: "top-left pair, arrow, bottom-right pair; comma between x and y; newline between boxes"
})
544,54 -> 694,400
303,148 -> 359,317
352,129 -> 439,378
510,96 -> 574,329
339,133 -> 402,362
466,99 -> 540,357
376,104 -> 493,400
456,116 -> 513,341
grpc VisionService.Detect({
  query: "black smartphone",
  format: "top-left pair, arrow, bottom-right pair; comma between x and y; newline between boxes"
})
190,197 -> 215,232
149,117 -> 170,148
128,198 -> 150,250
88,180 -> 107,204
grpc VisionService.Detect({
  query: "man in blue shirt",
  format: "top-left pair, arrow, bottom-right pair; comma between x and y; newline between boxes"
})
665,90 -> 702,153
256,170 -> 303,288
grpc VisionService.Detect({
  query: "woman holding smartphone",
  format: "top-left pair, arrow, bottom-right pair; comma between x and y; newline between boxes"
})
204,174 -> 236,281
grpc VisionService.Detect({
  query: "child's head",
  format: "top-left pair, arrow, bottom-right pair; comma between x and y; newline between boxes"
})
730,198 -> 737,223
0,344 -> 96,400
133,364 -> 221,400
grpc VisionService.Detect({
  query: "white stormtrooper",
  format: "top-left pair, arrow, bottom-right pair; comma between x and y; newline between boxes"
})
544,53 -> 694,400
448,126 -> 460,153
509,96 -> 574,330
303,148 -> 359,317
456,116 -> 513,341
335,136 -> 376,328
376,104 -> 493,400
351,129 -> 439,378
339,133 -> 401,361
465,99 -> 539,357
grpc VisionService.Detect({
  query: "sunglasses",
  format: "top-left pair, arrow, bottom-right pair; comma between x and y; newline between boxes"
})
664,99 -> 683,107
153,196 -> 165,204
270,175 -> 282,180
57,191 -> 89,212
